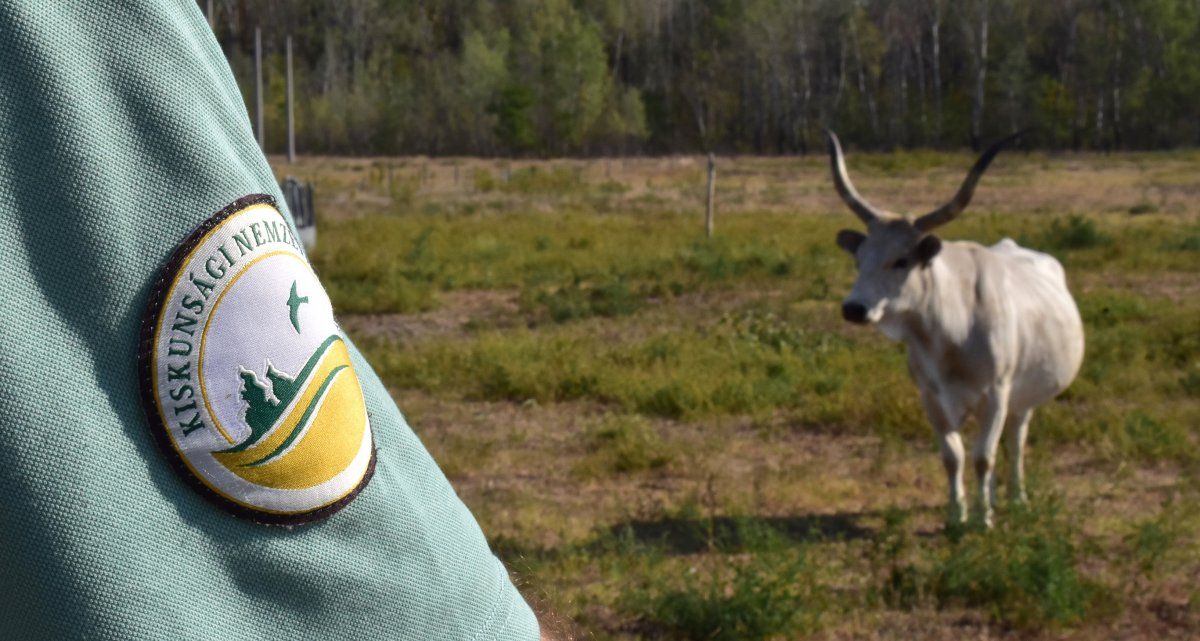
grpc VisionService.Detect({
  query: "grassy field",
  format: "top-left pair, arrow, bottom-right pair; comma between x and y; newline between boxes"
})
274,151 -> 1200,640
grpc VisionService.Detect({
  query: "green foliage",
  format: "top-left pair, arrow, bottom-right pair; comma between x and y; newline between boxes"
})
472,168 -> 500,193
1180,363 -> 1200,398
577,415 -> 672,476
494,83 -> 537,152
681,239 -> 793,281
361,316 -> 923,427
301,153 -> 1200,639
632,524 -> 826,640
867,509 -> 926,609
932,500 -> 1108,629
528,277 -> 643,323
721,310 -> 810,352
873,498 -> 1111,630
1031,285 -> 1199,464
1037,215 -> 1112,251
317,201 -> 1198,462
501,166 -> 584,195
1165,234 -> 1200,252
1127,512 -> 1180,577
311,210 -> 833,315
217,0 -> 1200,154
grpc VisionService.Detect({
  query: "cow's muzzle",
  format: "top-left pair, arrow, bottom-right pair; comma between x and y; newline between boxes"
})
842,302 -> 868,324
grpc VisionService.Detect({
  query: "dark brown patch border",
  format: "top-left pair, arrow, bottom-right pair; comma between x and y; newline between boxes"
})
136,194 -> 376,526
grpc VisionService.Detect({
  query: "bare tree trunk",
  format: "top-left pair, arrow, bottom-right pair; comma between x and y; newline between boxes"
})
915,35 -> 928,140
1073,94 -> 1086,151
1110,3 -> 1124,149
833,40 -> 847,114
1060,7 -> 1079,149
322,28 -> 336,95
612,30 -> 624,81
968,0 -> 989,150
930,0 -> 943,143
798,33 -> 811,152
690,97 -> 709,151
1007,82 -> 1018,134
898,48 -> 909,146
850,18 -> 879,137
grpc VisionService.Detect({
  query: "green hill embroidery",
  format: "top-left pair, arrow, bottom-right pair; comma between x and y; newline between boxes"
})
222,335 -> 341,454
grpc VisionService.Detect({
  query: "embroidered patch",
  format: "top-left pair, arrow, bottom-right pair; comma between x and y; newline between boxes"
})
138,195 -> 375,524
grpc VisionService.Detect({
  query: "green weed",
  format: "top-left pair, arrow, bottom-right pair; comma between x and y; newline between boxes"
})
503,166 -> 585,194
526,277 -> 644,323
360,319 -> 925,428
866,508 -> 927,610
1127,514 -> 1179,577
577,415 -> 673,476
632,524 -> 827,640
930,497 -> 1109,629
864,498 -> 1111,629
1165,234 -> 1200,251
1038,215 -> 1112,251
472,168 -> 500,192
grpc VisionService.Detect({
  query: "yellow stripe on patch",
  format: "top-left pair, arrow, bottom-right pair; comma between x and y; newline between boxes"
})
213,339 -> 368,490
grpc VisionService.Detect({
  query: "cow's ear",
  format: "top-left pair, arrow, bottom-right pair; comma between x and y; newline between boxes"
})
915,234 -> 942,265
836,229 -> 866,255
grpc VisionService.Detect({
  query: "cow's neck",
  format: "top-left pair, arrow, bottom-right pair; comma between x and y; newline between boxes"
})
881,245 -> 976,352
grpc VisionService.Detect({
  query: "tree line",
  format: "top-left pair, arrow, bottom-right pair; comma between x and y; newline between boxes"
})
209,0 -> 1200,156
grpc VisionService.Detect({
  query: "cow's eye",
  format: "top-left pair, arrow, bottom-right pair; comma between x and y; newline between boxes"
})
891,258 -> 909,270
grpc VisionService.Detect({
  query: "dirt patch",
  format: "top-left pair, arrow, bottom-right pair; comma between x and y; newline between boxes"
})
383,387 -> 1199,640
1079,271 -> 1200,303
340,289 -> 520,342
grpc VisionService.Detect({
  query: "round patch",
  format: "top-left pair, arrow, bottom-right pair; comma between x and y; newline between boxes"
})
138,195 -> 374,524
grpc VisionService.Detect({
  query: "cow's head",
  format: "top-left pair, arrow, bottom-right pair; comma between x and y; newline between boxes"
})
827,130 -> 1022,326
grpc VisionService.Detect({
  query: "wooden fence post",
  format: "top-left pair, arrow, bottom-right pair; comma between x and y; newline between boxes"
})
705,153 -> 716,238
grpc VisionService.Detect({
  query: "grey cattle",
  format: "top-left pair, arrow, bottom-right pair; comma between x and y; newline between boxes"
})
827,131 -> 1084,526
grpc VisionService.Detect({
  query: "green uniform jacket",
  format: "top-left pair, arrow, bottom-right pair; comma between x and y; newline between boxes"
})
0,1 -> 539,639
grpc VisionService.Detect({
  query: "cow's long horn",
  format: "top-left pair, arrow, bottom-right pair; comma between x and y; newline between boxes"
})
826,130 -> 881,225
914,130 -> 1027,232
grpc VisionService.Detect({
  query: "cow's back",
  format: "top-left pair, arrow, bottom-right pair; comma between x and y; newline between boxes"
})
988,238 -> 1084,410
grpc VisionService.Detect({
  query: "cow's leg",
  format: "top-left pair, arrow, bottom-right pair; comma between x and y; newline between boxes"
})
972,385 -> 1011,528
1005,408 -> 1032,504
921,389 -> 967,525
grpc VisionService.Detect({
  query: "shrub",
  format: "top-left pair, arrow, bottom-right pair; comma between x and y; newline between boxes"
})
1164,233 -> 1200,251
503,166 -> 584,194
530,278 -> 643,323
577,415 -> 672,476
868,497 -> 1111,629
1039,215 -> 1111,251
930,497 -> 1109,629
867,508 -> 927,610
633,524 -> 827,640
472,168 -> 499,192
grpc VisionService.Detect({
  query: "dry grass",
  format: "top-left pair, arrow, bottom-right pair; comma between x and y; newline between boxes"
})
277,152 -> 1200,640
269,151 -> 1200,222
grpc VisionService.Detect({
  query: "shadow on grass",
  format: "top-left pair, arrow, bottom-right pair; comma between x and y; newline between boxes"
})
491,506 -> 943,562
611,513 -> 873,554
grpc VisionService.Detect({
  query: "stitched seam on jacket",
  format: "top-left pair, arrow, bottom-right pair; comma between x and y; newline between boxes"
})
468,559 -> 517,641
